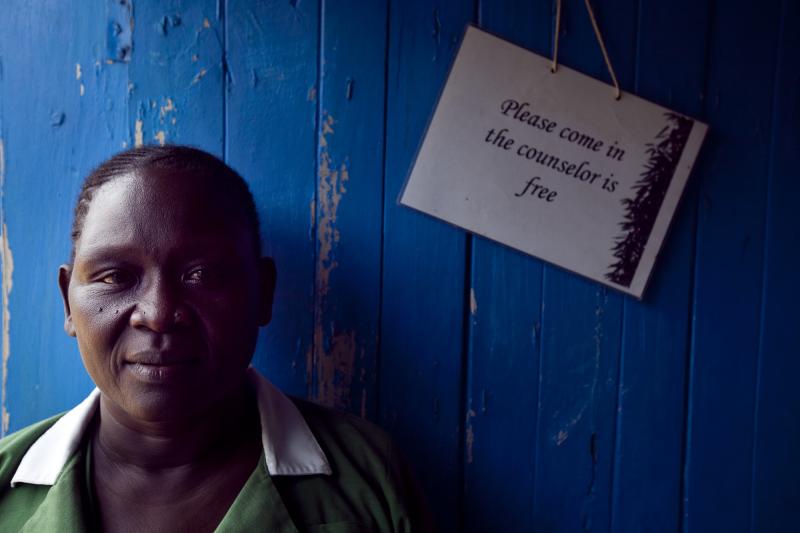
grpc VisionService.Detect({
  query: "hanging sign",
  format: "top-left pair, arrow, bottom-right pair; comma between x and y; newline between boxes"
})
400,25 -> 708,298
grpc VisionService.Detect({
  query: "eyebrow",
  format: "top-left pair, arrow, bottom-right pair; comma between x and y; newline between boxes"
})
74,244 -> 141,261
75,240 -> 242,264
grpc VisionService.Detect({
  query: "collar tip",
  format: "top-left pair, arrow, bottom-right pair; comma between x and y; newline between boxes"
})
269,462 -> 332,476
10,476 -> 55,488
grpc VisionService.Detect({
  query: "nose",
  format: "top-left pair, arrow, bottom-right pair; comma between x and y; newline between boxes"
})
129,276 -> 191,332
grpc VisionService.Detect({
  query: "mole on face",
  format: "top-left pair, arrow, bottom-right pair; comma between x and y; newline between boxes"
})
59,169 -> 273,424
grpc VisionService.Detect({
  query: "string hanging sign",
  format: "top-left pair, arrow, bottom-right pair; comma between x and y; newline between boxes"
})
399,19 -> 708,298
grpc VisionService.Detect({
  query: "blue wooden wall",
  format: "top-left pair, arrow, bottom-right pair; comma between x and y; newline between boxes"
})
0,0 -> 797,531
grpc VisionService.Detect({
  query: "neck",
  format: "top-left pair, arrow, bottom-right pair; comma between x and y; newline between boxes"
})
94,385 -> 260,471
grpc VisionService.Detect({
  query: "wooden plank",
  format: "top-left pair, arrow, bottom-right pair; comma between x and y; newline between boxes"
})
311,0 -> 388,419
531,0 -> 636,530
380,1 -> 472,530
683,0 -> 782,530
609,1 -> 710,531
751,0 -> 800,529
127,0 -> 223,155
225,0 -> 319,398
0,1 -> 129,433
462,2 -> 551,531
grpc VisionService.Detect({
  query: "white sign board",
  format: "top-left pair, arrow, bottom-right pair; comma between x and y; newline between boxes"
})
400,25 -> 708,298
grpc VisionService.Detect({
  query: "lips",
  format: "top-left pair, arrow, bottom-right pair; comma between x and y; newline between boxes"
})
125,349 -> 197,366
124,350 -> 199,383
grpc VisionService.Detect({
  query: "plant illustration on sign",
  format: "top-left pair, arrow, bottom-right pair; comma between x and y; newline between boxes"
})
606,112 -> 694,287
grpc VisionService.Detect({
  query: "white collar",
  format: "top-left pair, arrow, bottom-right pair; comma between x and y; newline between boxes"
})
10,367 -> 331,487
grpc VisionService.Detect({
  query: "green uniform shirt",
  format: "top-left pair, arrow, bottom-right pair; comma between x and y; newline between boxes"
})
0,392 -> 431,532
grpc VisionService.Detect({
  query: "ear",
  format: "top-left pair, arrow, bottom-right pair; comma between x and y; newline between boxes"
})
257,257 -> 277,326
58,265 -> 76,337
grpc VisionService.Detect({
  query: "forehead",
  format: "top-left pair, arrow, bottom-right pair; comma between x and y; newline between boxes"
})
75,170 -> 250,259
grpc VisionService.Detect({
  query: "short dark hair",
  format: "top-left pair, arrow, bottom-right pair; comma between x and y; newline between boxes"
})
70,144 -> 261,261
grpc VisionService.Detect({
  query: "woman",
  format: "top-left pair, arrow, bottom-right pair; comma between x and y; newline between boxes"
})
0,146 -> 430,532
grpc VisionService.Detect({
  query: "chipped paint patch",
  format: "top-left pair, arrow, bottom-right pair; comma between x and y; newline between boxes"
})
307,86 -> 317,102
465,409 -> 476,463
313,113 -> 356,409
76,63 -> 85,96
157,98 -> 177,138
191,68 -> 208,85
159,97 -> 175,119
309,199 -> 316,239
315,113 -> 346,300
203,18 -> 211,28
134,120 -> 144,147
0,141 -> 11,434
1,222 -> 13,436
553,407 -> 585,446
470,288 -> 478,315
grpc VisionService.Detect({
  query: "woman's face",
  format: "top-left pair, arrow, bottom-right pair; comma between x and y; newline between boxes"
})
59,169 -> 273,423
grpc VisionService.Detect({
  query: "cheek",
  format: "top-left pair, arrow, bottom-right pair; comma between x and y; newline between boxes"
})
196,293 -> 261,362
69,288 -> 130,371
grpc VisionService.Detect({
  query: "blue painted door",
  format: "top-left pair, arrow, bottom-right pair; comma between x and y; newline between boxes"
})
0,0 -> 797,531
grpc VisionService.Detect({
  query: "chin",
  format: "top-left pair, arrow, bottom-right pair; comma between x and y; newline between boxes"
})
112,383 -> 210,425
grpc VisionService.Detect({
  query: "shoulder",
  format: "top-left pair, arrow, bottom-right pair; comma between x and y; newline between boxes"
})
291,398 -> 394,467
279,398 -> 435,532
0,414 -> 63,486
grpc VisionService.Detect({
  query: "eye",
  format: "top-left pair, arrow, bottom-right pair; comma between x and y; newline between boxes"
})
97,270 -> 134,286
184,267 -> 214,286
185,268 -> 204,283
